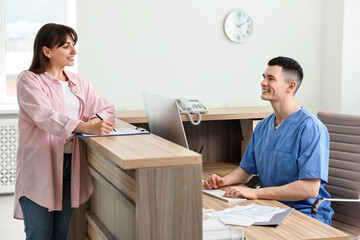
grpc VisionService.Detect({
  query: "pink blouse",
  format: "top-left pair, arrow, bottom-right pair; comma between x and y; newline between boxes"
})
14,70 -> 115,219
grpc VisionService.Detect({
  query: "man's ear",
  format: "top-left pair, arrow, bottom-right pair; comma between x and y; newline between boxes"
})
42,46 -> 51,58
287,81 -> 297,93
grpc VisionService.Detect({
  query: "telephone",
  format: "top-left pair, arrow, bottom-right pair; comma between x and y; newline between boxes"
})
176,98 -> 208,126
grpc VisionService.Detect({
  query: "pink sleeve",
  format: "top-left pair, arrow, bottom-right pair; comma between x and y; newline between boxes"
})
17,72 -> 81,139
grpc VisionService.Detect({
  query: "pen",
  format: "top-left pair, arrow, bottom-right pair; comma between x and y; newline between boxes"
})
95,113 -> 117,132
199,145 -> 204,154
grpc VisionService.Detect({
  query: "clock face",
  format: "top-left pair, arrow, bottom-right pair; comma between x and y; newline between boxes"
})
224,10 -> 253,42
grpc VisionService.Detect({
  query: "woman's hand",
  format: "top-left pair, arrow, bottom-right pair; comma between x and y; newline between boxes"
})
75,119 -> 114,135
87,118 -> 101,124
223,186 -> 258,200
203,174 -> 226,190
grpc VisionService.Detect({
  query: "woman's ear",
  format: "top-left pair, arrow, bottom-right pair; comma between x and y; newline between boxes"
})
42,46 -> 51,58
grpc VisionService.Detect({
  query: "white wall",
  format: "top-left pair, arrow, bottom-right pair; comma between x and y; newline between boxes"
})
322,0 -> 360,115
76,0 -> 325,113
322,0 -> 344,113
341,0 -> 360,114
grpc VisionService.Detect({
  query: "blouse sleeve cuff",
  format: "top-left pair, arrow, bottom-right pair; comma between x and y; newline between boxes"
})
64,118 -> 82,139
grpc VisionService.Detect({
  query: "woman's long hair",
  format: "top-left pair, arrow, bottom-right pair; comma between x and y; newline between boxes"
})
29,23 -> 78,74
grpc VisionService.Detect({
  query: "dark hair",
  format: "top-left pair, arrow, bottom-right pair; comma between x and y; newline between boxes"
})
268,56 -> 303,94
29,23 -> 78,74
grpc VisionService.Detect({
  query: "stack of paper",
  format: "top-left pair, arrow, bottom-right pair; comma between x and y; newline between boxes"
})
203,217 -> 228,231
203,228 -> 244,240
203,209 -> 244,240
216,204 -> 292,227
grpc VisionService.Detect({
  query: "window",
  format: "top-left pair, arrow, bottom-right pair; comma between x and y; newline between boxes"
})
0,0 -> 76,105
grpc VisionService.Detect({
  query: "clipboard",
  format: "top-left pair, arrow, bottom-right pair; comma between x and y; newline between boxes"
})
76,127 -> 150,138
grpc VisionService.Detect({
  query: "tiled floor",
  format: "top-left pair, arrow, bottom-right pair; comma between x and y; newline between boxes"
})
0,194 -> 25,240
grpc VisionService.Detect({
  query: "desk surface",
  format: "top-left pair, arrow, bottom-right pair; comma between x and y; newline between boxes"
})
202,162 -> 349,240
116,106 -> 273,123
81,120 -> 201,169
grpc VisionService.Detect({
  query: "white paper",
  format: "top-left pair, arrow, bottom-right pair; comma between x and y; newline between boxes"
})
80,127 -> 148,137
203,218 -> 228,231
216,204 -> 287,226
203,228 -> 244,240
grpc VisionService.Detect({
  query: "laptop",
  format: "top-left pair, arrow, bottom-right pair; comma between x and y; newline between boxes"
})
143,92 -> 189,149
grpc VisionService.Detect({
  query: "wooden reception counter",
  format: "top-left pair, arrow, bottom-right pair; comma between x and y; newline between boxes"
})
68,106 -> 347,240
68,120 -> 202,240
67,106 -> 272,240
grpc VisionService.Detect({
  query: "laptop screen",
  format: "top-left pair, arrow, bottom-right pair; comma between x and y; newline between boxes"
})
143,92 -> 189,149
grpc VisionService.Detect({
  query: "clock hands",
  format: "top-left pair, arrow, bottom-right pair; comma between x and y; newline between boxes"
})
235,20 -> 249,28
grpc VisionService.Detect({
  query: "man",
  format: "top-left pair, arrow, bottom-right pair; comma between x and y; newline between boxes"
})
203,56 -> 334,225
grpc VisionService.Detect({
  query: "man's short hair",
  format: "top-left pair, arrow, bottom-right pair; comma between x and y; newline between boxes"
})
268,56 -> 303,94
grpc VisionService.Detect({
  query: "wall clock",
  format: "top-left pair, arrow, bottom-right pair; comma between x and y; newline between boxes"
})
224,10 -> 253,42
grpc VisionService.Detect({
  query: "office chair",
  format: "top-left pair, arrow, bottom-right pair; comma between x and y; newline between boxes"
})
312,111 -> 360,239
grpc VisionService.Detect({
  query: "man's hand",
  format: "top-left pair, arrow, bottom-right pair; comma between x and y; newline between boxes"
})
203,174 -> 226,190
222,179 -> 321,202
224,186 -> 258,200
203,167 -> 253,190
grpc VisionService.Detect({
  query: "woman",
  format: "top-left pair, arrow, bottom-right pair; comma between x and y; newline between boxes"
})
14,23 -> 115,239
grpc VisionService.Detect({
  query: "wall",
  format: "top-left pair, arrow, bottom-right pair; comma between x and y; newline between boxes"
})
322,0 -> 360,115
341,0 -> 360,114
321,0 -> 344,113
76,0 -> 325,113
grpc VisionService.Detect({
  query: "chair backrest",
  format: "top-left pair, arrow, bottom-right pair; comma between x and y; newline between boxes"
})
317,111 -> 360,238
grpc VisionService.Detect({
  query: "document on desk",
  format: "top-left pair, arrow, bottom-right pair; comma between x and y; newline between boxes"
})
76,127 -> 150,138
216,204 -> 293,227
203,189 -> 247,203
203,217 -> 227,231
203,215 -> 245,240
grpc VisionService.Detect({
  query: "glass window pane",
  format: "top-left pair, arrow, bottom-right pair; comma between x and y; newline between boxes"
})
3,0 -> 64,101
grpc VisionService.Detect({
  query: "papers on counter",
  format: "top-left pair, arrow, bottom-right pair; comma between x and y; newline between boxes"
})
76,127 -> 150,138
203,227 -> 244,240
203,217 -> 228,231
203,209 -> 245,240
216,204 -> 293,227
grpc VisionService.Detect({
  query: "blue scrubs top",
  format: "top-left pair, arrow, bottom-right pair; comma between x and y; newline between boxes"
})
240,108 -> 334,225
